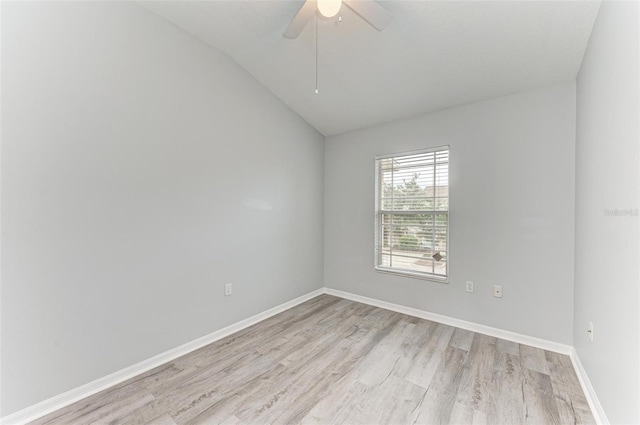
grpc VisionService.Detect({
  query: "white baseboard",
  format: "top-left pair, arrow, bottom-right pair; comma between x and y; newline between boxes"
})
569,347 -> 610,425
0,288 -> 324,425
3,286 -> 607,425
323,287 -> 573,355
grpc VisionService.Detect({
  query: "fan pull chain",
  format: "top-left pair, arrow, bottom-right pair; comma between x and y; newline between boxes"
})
315,13 -> 319,95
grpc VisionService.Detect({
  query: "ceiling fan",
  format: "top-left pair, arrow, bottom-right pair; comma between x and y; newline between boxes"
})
283,0 -> 392,39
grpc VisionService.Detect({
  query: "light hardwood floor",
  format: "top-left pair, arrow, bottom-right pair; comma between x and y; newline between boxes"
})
30,295 -> 594,425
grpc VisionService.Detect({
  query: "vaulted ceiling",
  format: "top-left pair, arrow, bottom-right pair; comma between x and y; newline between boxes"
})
139,1 -> 601,136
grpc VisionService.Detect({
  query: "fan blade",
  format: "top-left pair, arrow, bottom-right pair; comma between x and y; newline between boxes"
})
283,0 -> 317,39
343,0 -> 392,31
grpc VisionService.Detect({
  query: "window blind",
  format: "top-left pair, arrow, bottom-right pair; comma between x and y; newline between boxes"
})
375,147 -> 449,280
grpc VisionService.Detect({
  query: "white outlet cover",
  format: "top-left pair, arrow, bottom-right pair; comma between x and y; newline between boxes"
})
493,285 -> 503,298
466,281 -> 474,293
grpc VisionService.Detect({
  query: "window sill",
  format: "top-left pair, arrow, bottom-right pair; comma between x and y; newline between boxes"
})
375,266 -> 449,284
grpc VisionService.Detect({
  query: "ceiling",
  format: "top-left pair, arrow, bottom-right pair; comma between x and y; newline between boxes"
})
138,0 -> 601,136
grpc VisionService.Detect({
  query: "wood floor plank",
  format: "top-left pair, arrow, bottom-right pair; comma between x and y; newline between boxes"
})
520,344 -> 551,375
279,314 -> 362,368
392,319 -> 437,379
496,338 -> 520,356
522,368 -> 562,425
449,327 -> 475,351
68,392 -> 154,425
217,415 -> 243,425
403,323 -> 456,389
490,347 -> 525,424
349,319 -> 417,387
298,377 -> 369,424
341,375 -> 427,425
28,295 -> 594,425
410,346 -> 468,425
455,333 -> 499,416
145,413 -> 177,425
449,401 -> 488,425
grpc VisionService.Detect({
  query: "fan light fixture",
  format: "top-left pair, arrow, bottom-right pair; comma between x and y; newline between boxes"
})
283,0 -> 392,39
282,0 -> 393,94
317,0 -> 342,18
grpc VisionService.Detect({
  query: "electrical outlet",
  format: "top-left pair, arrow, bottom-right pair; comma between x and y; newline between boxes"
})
493,285 -> 503,298
225,283 -> 233,296
588,321 -> 594,342
466,281 -> 474,293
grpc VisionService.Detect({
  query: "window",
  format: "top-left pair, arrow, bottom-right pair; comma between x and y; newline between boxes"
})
375,147 -> 449,281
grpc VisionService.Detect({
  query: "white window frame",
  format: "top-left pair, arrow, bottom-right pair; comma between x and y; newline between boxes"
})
374,146 -> 450,282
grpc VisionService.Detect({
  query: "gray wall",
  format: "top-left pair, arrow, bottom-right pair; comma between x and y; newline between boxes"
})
574,1 -> 640,424
1,1 -> 324,414
325,83 -> 576,344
